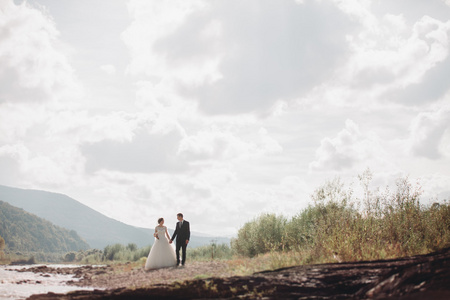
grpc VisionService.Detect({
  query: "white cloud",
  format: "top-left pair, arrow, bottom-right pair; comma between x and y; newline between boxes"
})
133,80 -> 194,136
307,5 -> 450,110
309,119 -> 389,172
0,143 -> 29,165
353,15 -> 448,87
0,1 -> 79,103
0,140 -> 86,189
81,128 -> 186,174
0,103 -> 47,143
1,0 -> 450,238
46,110 -> 140,144
123,0 -> 215,83
122,0 -> 355,115
100,64 -> 116,75
0,143 -> 28,186
178,126 -> 282,162
419,173 -> 450,201
331,0 -> 374,26
409,100 -> 450,159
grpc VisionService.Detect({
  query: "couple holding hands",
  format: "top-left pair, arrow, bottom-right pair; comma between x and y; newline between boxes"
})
144,213 -> 190,270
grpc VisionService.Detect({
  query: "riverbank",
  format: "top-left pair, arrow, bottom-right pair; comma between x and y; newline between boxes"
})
19,247 -> 450,299
0,264 -> 96,300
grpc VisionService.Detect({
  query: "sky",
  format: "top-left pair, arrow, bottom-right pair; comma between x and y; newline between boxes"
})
1,0 -> 450,237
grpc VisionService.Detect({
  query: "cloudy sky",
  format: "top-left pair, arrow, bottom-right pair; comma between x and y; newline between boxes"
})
1,0 -> 450,237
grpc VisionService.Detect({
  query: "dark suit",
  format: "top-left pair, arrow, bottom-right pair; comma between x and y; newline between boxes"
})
171,220 -> 190,265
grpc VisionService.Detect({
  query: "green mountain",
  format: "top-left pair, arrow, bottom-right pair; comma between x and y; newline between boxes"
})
0,185 -> 230,249
0,185 -> 154,249
0,200 -> 89,252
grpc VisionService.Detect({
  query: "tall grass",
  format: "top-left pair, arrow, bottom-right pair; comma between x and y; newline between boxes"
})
188,243 -> 233,260
232,171 -> 450,265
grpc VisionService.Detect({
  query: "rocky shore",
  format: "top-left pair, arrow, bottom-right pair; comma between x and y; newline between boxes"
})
24,247 -> 450,299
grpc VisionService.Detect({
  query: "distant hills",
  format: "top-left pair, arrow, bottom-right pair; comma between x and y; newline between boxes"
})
0,185 -> 230,250
0,200 -> 89,252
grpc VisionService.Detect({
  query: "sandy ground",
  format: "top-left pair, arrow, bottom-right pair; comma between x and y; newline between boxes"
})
18,260 -> 235,290
79,260 -> 236,289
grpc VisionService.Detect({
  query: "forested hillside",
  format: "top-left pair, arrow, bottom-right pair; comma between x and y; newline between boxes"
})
0,201 -> 89,253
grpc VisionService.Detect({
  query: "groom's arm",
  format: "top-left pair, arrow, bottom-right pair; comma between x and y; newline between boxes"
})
186,221 -> 190,243
170,225 -> 178,242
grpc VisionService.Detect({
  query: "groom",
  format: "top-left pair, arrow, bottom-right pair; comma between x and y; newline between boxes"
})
169,213 -> 190,266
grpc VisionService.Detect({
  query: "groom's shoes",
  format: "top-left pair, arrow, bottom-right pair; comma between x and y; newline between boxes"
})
176,260 -> 185,267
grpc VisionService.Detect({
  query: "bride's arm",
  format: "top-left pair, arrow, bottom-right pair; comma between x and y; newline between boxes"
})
154,227 -> 159,239
165,227 -> 171,240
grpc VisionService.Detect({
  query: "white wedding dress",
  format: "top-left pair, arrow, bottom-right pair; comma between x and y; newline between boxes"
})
144,226 -> 177,270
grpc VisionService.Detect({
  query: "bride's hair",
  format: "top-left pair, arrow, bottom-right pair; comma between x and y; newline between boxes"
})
158,217 -> 164,224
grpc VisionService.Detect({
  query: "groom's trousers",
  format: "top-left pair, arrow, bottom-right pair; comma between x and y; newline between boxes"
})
175,242 -> 187,265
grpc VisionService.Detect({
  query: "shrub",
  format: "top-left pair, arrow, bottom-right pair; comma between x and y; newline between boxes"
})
64,252 -> 76,262
103,243 -> 125,261
232,172 -> 450,264
232,213 -> 287,257
189,243 -> 232,260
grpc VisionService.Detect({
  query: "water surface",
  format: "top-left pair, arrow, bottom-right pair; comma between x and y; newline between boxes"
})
0,264 -> 96,300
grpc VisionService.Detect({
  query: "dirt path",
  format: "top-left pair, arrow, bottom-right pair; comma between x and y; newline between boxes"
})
80,260 -> 235,289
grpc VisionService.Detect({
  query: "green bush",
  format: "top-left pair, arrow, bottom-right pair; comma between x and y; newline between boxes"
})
285,206 -> 318,249
188,243 -> 232,260
64,252 -> 76,262
231,213 -> 287,257
232,172 -> 450,263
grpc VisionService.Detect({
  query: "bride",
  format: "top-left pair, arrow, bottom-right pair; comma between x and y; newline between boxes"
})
145,217 -> 177,270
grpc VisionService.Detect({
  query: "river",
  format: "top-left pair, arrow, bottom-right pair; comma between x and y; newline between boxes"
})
0,264 -> 97,300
